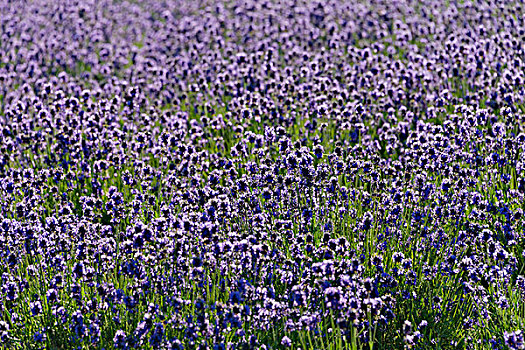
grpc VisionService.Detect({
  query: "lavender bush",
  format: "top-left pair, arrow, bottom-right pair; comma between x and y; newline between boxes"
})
0,0 -> 524,349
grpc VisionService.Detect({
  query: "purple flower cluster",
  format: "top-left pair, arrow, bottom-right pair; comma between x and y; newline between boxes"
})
0,0 -> 524,349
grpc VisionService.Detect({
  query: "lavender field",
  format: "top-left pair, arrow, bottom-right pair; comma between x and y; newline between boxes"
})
0,0 -> 524,349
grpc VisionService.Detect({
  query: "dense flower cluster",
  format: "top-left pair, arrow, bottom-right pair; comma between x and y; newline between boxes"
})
0,0 -> 524,349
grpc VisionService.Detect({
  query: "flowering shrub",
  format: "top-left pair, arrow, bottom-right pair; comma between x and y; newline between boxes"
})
0,0 -> 524,349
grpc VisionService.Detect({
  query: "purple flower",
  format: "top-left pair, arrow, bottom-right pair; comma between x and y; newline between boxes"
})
281,336 -> 292,347
113,329 -> 128,349
504,330 -> 525,350
46,288 -> 58,303
30,301 -> 42,316
33,331 -> 46,342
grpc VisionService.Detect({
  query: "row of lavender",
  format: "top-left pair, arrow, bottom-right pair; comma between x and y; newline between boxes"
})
1,0 -> 524,349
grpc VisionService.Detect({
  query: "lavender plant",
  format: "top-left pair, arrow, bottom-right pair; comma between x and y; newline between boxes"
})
0,0 -> 524,349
